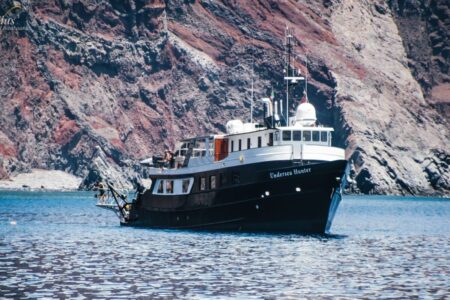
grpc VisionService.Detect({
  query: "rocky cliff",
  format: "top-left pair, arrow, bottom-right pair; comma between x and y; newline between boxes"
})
0,0 -> 448,195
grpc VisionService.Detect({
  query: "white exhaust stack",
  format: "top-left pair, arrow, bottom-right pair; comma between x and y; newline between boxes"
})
261,98 -> 273,119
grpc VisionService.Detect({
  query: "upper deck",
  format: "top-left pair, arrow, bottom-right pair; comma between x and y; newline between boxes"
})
147,124 -> 345,176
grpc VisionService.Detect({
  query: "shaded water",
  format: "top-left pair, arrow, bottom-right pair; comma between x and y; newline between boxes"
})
0,191 -> 449,299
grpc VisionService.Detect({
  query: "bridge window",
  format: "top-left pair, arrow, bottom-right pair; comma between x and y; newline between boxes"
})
247,138 -> 251,149
321,131 -> 328,142
282,130 -> 292,141
313,131 -> 320,142
258,136 -> 262,148
303,131 -> 311,141
231,140 -> 234,152
274,131 -> 279,141
238,139 -> 242,151
293,130 -> 302,141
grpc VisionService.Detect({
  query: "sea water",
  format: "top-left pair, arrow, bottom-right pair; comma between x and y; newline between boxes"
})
0,191 -> 448,299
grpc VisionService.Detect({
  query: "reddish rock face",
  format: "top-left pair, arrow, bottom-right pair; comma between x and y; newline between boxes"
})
389,0 -> 450,117
0,0 -> 448,195
53,118 -> 80,146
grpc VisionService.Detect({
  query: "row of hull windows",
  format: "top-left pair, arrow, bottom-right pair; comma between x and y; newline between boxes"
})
155,178 -> 192,195
153,172 -> 241,195
199,172 -> 240,191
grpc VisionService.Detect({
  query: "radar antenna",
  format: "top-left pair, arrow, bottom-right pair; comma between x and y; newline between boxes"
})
284,27 -> 304,125
250,57 -> 254,123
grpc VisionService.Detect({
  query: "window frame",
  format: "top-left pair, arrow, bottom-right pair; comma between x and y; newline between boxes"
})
165,180 -> 174,194
210,175 -> 216,189
303,131 -> 311,141
282,130 -> 292,141
312,131 -> 320,142
232,172 -> 240,184
293,130 -> 302,141
157,180 -> 164,193
220,173 -> 227,186
153,178 -> 194,195
199,177 -> 206,191
182,179 -> 190,193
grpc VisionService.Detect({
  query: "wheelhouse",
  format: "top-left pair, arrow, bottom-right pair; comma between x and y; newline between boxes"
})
276,127 -> 332,146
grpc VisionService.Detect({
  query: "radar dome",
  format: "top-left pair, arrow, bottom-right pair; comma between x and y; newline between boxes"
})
294,102 -> 316,126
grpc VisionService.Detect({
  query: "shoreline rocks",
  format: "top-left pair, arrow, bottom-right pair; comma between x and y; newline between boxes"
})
0,169 -> 83,191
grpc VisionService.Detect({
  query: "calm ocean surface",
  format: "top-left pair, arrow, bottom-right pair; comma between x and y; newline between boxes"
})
0,191 -> 448,299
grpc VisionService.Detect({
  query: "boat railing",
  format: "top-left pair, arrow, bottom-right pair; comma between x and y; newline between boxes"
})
95,189 -> 119,209
94,182 -> 131,221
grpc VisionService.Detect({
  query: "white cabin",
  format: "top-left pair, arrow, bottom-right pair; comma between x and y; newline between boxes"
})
145,96 -> 344,176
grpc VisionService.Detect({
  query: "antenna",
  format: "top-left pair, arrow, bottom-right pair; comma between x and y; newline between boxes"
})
250,57 -> 254,123
271,87 -> 275,128
285,27 -> 291,126
305,54 -> 308,102
284,27 -> 304,126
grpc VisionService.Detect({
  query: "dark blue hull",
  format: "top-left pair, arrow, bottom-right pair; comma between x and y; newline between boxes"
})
123,160 -> 348,234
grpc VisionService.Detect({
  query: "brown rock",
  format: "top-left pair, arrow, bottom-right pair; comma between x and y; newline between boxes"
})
0,0 -> 448,196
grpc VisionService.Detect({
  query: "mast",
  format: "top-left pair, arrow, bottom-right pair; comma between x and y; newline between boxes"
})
305,54 -> 308,102
250,58 -> 254,123
284,27 -> 305,125
285,27 -> 292,126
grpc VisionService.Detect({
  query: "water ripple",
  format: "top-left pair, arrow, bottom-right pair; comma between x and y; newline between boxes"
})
0,192 -> 449,298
